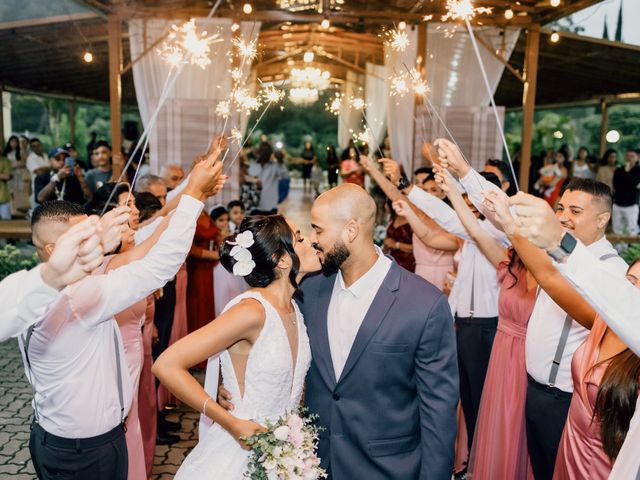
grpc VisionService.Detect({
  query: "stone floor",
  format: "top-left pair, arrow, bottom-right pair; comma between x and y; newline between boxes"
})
0,183 -> 315,479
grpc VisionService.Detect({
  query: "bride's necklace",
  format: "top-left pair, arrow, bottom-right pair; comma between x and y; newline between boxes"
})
284,311 -> 297,326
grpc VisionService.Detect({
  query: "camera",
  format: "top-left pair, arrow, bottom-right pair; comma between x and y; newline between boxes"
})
64,157 -> 75,176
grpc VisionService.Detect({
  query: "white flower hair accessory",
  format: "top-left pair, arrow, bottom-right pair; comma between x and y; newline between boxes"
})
226,230 -> 256,277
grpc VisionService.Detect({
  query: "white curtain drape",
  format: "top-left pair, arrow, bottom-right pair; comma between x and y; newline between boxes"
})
338,70 -> 364,151
129,18 -> 260,205
385,27 -> 418,175
365,63 -> 388,150
426,24 -> 520,107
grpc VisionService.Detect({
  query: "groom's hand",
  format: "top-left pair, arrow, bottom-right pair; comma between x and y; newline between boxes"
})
217,384 -> 234,411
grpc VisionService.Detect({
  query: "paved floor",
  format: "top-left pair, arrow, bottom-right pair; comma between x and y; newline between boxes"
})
0,183 -> 314,479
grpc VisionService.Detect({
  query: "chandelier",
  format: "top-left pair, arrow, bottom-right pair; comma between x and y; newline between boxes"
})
277,0 -> 344,12
288,65 -> 331,106
290,87 -> 319,105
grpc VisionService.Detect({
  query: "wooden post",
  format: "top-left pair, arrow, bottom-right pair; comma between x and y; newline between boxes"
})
411,22 -> 427,175
108,14 -> 123,180
519,24 -> 540,193
69,99 -> 76,145
599,98 -> 608,158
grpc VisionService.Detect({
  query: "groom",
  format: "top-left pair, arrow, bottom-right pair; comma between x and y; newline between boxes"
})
222,184 -> 458,479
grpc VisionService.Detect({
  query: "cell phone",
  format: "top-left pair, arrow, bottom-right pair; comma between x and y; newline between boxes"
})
65,157 -> 75,176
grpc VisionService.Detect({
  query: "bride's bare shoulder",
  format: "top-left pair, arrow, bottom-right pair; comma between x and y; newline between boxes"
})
222,297 -> 267,330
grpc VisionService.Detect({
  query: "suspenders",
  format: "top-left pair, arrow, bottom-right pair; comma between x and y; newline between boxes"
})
546,252 -> 619,388
22,322 -> 127,428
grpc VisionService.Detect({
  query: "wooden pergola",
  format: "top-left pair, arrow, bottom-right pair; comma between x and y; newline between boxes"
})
2,0 -> 632,191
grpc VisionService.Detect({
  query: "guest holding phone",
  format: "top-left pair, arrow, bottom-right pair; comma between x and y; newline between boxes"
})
34,147 -> 91,205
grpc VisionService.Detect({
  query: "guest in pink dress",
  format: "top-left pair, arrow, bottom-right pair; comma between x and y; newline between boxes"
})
139,296 -> 158,477
554,305 -> 640,479
412,231 -> 455,290
469,254 -> 537,480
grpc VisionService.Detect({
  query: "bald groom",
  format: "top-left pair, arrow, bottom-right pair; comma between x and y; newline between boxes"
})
302,184 -> 458,479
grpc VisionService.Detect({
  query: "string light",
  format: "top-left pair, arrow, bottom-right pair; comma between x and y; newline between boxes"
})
441,0 -> 493,22
550,31 -> 560,43
82,50 -> 93,63
398,21 -> 407,30
231,23 -> 240,32
303,50 -> 315,62
504,9 -> 514,20
321,18 -> 330,29
243,3 -> 253,14
550,0 -> 561,7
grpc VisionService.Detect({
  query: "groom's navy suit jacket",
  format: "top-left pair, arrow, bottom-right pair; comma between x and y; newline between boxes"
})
298,262 -> 459,480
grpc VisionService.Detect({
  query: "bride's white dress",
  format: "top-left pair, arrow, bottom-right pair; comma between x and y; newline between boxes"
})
175,291 -> 312,479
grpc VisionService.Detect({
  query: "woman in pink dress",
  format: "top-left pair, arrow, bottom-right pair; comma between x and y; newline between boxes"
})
554,259 -> 640,480
139,296 -> 158,477
431,167 -> 538,479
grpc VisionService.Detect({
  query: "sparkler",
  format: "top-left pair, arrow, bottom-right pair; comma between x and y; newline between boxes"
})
231,37 -> 258,61
325,93 -> 342,116
230,128 -> 244,146
389,73 -> 410,97
385,28 -> 410,52
441,0 -> 492,22
158,19 -> 222,69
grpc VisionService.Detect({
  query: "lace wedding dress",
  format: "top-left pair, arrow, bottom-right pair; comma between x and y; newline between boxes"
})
175,291 -> 312,479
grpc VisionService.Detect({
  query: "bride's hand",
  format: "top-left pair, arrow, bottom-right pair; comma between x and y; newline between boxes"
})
217,384 -> 234,411
230,418 -> 267,450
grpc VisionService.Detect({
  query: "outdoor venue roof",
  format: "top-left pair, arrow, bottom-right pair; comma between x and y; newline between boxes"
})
0,0 -> 638,109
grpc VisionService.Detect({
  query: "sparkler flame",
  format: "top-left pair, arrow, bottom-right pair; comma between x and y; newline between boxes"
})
231,37 -> 258,61
232,88 -> 262,113
325,94 -> 342,115
216,100 -> 231,118
389,73 -> 410,97
262,85 -> 285,103
350,97 -> 366,111
386,28 -> 410,52
157,19 -> 221,69
230,128 -> 244,146
441,0 -> 493,22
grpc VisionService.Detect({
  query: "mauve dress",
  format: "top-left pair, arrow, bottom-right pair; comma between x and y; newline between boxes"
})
139,296 -> 157,477
468,259 -> 536,480
386,220 -> 416,272
100,257 -> 147,480
553,317 -> 614,480
412,232 -> 455,291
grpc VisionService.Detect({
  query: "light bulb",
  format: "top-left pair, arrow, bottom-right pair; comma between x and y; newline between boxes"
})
321,18 -> 330,29
83,51 -> 93,63
550,0 -> 560,7
550,31 -> 560,43
231,23 -> 240,32
303,51 -> 314,62
504,9 -> 514,20
398,21 -> 407,30
242,3 -> 252,14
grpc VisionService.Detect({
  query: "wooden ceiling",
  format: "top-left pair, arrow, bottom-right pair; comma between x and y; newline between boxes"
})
1,0 -> 634,109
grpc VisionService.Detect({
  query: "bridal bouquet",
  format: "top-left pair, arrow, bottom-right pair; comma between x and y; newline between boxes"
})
243,411 -> 326,480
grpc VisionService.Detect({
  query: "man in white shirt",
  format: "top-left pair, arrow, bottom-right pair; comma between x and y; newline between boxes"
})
20,155 -> 223,480
438,138 -> 628,478
26,138 -> 49,176
510,191 -> 640,480
385,160 -> 506,456
0,211 -> 127,342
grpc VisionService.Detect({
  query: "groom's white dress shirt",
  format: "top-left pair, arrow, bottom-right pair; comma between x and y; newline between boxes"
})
18,195 -> 203,439
0,266 -> 61,342
328,248 -> 391,380
555,241 -> 640,479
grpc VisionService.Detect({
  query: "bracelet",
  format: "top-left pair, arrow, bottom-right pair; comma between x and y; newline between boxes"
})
202,396 -> 213,415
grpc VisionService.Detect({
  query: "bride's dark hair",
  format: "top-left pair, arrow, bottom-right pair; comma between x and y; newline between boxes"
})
220,215 -> 301,296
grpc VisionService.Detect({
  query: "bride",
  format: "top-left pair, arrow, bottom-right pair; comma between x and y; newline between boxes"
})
153,214 -> 321,478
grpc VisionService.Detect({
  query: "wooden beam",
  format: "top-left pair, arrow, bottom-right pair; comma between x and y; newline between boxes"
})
316,50 -> 367,74
412,22 -> 427,173
0,12 -> 99,32
599,98 -> 608,158
121,29 -> 171,75
538,0 -> 606,25
107,14 -> 123,179
476,32 -> 525,83
520,23 -> 540,193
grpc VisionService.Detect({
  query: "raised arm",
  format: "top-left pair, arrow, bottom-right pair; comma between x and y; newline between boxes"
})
416,294 -> 459,478
435,166 -> 507,268
484,191 -> 596,329
392,199 -> 459,252
153,299 -> 268,448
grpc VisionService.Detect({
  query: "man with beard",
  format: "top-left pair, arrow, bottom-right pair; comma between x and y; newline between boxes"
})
220,183 -> 458,479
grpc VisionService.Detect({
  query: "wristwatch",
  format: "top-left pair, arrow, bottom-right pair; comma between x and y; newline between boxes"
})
548,232 -> 578,262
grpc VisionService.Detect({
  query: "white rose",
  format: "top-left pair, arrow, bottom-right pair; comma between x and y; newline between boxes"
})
273,425 -> 291,442
272,446 -> 283,459
233,259 -> 255,277
264,458 -> 277,471
235,230 -> 255,248
230,245 -> 252,262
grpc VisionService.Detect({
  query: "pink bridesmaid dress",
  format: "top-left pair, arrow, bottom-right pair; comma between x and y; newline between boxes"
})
157,263 -> 188,410
139,295 -> 158,478
553,317 -> 614,480
468,258 -> 536,480
412,232 -> 455,291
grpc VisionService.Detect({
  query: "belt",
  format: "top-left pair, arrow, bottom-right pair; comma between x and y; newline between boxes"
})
32,422 -> 125,450
526,375 -> 572,398
455,316 -> 498,325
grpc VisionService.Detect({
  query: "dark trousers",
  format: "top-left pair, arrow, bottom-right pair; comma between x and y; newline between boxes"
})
525,375 -> 572,480
29,422 -> 127,480
152,279 -> 176,361
455,316 -> 498,453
